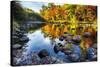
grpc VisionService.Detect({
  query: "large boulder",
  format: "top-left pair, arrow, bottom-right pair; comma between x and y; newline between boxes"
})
53,45 -> 60,54
38,49 -> 49,58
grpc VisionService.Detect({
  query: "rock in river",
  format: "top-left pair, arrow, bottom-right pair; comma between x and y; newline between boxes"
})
53,45 -> 60,54
12,44 -> 22,49
20,36 -> 29,43
38,49 -> 49,58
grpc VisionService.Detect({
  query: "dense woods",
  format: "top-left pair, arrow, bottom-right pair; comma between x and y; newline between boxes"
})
40,3 -> 97,38
40,3 -> 97,22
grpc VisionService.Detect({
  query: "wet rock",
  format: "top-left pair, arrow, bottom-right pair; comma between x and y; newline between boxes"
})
58,43 -> 63,47
22,45 -> 28,50
19,27 -> 25,31
83,32 -> 91,38
87,47 -> 97,61
91,54 -> 97,61
51,56 -> 65,64
12,44 -> 22,49
59,35 -> 68,41
59,36 -> 64,41
40,56 -> 63,64
16,50 -> 23,58
17,33 -> 24,38
15,28 -> 21,33
38,49 -> 49,58
40,56 -> 53,64
14,52 -> 40,65
13,27 -> 26,37
73,35 -> 81,41
12,50 -> 18,57
12,35 -> 19,39
53,45 -> 60,53
51,57 -> 58,63
16,53 -> 33,65
67,43 -> 82,62
12,28 -> 29,44
66,34 -> 73,41
55,59 -> 65,63
31,52 -> 40,65
72,35 -> 81,44
12,57 -> 18,66
68,53 -> 80,62
20,36 -> 29,43
63,49 -> 72,55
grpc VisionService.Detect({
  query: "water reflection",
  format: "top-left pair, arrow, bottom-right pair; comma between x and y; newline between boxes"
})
25,29 -> 67,61
23,23 -> 97,63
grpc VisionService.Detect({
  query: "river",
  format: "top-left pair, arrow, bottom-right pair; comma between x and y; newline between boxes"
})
24,29 -> 69,62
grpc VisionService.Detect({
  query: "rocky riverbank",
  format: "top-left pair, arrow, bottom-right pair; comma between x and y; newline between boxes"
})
11,27 -> 97,66
12,26 -> 29,66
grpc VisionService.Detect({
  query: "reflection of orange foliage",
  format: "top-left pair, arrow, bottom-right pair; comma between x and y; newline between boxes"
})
84,38 -> 93,48
80,37 -> 93,55
55,27 -> 60,37
42,24 -> 69,38
80,38 -> 93,56
80,27 -> 96,52
63,26 -> 68,33
51,25 -> 56,38
43,24 -> 51,33
84,27 -> 96,38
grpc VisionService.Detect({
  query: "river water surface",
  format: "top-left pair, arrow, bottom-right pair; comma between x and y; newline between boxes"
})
25,29 -> 68,62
